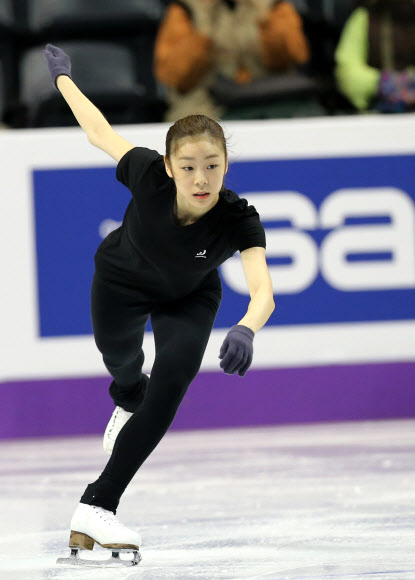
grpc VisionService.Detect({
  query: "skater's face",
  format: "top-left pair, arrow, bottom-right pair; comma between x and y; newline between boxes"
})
164,137 -> 228,210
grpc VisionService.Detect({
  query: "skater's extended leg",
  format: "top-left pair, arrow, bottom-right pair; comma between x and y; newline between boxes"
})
91,273 -> 152,412
81,282 -> 222,513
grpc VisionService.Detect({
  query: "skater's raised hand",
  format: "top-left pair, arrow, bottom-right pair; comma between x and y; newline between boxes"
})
42,43 -> 133,162
219,324 -> 254,377
43,44 -> 72,89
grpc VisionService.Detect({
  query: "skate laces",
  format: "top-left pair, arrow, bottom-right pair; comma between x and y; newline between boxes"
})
91,506 -> 127,529
108,407 -> 132,441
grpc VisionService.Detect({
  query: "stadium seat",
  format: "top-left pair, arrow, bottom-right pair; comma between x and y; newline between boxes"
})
299,0 -> 353,28
18,41 -> 166,127
0,0 -> 17,113
19,0 -> 164,37
0,62 -> 4,123
296,0 -> 353,74
0,0 -> 13,27
210,72 -> 320,107
293,0 -> 356,114
211,71 -> 324,120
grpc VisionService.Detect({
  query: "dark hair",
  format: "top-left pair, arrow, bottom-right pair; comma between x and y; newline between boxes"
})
165,114 -> 228,163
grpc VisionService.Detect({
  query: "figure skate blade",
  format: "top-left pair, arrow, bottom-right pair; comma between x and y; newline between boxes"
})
57,547 -> 141,567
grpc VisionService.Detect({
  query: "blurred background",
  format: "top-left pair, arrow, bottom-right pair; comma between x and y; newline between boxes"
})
3,0 -> 415,129
1,0 -> 415,440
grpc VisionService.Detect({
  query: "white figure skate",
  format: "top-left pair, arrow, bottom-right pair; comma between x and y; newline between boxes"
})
57,503 -> 142,567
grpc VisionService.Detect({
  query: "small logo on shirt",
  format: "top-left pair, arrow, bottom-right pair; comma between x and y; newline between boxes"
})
195,250 -> 207,259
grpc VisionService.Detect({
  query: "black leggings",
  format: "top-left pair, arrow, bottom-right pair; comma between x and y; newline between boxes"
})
80,272 -> 222,513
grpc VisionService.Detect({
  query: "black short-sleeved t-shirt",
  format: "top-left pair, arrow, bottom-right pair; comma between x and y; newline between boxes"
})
94,147 -> 266,301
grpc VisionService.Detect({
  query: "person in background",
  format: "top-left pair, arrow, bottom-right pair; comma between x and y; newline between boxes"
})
335,0 -> 415,113
154,0 -> 310,121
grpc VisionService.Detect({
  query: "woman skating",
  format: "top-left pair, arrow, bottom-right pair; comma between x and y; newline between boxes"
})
43,44 -> 275,567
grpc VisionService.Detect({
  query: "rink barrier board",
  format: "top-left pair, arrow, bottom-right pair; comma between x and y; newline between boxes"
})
1,361 -> 414,439
1,116 -> 415,382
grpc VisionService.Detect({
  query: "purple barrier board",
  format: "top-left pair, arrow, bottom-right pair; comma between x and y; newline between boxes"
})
1,362 -> 414,439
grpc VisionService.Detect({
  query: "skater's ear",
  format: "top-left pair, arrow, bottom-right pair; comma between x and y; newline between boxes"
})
164,155 -> 173,179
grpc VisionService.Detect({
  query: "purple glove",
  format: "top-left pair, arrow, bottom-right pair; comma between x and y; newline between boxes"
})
43,44 -> 72,89
219,324 -> 254,377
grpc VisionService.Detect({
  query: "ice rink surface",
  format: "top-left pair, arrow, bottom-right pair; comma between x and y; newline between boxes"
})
0,419 -> 414,580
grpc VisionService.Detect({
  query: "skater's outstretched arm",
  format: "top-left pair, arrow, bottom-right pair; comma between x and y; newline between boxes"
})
43,44 -> 134,162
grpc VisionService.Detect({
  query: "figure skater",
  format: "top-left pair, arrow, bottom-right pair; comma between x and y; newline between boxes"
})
43,44 -> 275,567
